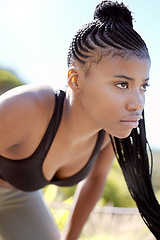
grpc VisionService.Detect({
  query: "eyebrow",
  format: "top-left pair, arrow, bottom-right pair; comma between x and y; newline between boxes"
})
114,75 -> 149,81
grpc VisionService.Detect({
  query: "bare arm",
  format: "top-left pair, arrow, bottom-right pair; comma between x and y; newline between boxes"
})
61,140 -> 115,240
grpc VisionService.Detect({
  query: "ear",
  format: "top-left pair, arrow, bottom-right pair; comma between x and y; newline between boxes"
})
68,67 -> 80,93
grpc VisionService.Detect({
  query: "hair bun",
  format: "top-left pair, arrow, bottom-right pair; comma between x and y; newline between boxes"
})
93,1 -> 133,27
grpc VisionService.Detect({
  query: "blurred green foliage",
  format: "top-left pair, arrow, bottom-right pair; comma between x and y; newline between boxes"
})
0,68 -> 24,94
102,160 -> 136,207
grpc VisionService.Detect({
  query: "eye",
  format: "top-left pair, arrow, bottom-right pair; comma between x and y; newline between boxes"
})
140,83 -> 150,92
116,82 -> 128,89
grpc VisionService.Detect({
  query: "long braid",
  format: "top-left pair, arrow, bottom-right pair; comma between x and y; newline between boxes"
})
110,113 -> 160,238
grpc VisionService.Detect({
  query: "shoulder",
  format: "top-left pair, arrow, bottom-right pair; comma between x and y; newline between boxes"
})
0,84 -> 57,152
0,84 -> 57,120
0,83 -> 55,108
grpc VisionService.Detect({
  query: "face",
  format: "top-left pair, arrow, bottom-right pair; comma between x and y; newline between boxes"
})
78,55 -> 151,138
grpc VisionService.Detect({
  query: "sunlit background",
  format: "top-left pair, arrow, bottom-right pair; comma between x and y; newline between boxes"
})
0,0 -> 159,149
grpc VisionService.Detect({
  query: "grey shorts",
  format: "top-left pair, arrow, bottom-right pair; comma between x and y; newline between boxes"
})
0,187 -> 60,240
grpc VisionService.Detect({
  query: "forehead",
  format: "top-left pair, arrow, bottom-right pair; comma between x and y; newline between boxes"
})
84,54 -> 151,79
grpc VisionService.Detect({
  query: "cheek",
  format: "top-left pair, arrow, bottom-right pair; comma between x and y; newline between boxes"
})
80,80 -> 125,118
99,90 -> 123,113
85,88 -> 123,119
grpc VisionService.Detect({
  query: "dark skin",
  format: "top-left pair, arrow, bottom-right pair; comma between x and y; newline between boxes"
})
0,54 -> 150,240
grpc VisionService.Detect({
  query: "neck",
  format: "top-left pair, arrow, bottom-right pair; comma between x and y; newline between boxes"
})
60,88 -> 101,143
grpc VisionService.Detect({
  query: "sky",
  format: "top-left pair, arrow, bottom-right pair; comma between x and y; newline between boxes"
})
0,0 -> 160,149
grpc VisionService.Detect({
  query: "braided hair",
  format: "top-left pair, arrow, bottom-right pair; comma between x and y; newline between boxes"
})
68,1 -> 160,239
67,1 -> 149,69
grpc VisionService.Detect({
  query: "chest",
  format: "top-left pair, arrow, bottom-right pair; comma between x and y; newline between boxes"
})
42,133 -> 99,181
0,130 -> 105,191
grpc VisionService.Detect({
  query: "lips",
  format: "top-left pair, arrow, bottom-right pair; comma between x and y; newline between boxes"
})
120,116 -> 141,129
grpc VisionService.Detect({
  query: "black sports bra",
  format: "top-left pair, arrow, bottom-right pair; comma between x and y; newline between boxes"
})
0,90 -> 105,192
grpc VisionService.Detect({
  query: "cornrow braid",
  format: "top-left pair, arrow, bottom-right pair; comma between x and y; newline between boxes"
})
81,23 -> 95,51
109,21 -> 142,51
89,24 -> 105,48
104,20 -> 136,50
117,18 -> 146,49
67,1 -> 149,68
98,21 -> 122,49
67,23 -> 95,67
68,29 -> 89,65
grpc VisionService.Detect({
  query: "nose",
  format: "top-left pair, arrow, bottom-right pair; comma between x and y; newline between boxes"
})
127,91 -> 144,112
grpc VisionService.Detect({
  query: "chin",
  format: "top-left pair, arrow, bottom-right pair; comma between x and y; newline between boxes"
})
112,130 -> 132,139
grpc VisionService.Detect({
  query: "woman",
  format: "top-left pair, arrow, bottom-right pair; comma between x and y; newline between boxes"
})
0,1 -> 158,240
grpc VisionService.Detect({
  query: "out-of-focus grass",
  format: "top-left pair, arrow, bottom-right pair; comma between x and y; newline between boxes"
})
79,231 -> 152,240
43,185 -> 154,240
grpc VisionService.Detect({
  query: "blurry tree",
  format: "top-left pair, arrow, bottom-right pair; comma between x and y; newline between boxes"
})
101,160 -> 136,207
0,68 -> 24,94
